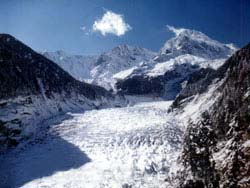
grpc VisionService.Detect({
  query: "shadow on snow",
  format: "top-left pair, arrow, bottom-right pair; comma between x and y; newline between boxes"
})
0,113 -> 91,188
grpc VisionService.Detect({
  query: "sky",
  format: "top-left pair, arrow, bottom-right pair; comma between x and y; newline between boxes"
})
0,0 -> 249,55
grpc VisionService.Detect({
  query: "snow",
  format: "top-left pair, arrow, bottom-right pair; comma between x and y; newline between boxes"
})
0,26 -> 239,188
161,26 -> 236,59
244,88 -> 250,99
243,140 -> 250,148
212,137 -> 236,174
43,45 -> 156,90
42,50 -> 98,83
0,100 -> 183,188
177,78 -> 224,126
42,27 -> 236,95
113,66 -> 137,80
146,54 -> 227,77
36,78 -> 47,100
0,91 -> 119,148
146,54 -> 205,77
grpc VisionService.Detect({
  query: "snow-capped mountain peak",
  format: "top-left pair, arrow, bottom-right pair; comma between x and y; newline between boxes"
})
103,44 -> 156,61
43,44 -> 156,90
160,25 -> 237,59
91,45 -> 156,90
43,50 -> 69,61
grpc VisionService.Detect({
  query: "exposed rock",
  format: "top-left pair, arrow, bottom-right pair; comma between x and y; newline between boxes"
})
178,43 -> 250,188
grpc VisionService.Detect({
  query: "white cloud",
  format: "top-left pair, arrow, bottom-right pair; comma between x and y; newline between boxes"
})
167,25 -> 185,36
92,10 -> 132,36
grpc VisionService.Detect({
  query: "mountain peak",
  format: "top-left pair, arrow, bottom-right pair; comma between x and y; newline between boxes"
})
109,44 -> 153,56
166,25 -> 211,40
0,33 -> 16,41
160,26 -> 236,59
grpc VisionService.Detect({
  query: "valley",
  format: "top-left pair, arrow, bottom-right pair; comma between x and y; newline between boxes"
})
0,23 -> 249,188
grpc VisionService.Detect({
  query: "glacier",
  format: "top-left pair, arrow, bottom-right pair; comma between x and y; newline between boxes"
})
0,26 -> 241,188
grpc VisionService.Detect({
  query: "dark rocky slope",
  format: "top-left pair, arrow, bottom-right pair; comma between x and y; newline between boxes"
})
116,63 -> 200,100
0,34 -> 111,100
178,43 -> 250,188
0,34 -> 118,152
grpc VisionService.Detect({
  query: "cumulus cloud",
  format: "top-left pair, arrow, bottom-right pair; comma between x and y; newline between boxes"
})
92,10 -> 132,36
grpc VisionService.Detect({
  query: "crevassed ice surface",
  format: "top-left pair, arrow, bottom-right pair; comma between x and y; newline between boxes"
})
0,101 -> 183,188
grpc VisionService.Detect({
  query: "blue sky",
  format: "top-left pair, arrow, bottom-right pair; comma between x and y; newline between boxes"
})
0,0 -> 249,55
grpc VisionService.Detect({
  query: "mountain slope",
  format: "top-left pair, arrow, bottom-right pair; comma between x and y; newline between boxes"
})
115,26 -> 236,99
42,50 -> 98,83
177,44 -> 250,188
159,25 -> 236,60
0,34 -> 119,152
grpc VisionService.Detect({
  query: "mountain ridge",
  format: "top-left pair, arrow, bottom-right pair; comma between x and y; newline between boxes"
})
43,26 -> 237,96
115,27 -> 236,99
42,44 -> 156,90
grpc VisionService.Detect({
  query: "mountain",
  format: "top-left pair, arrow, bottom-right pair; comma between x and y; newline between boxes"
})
115,26 -> 236,99
173,44 -> 250,187
43,45 -> 156,91
42,50 -> 98,83
0,29 -> 248,188
0,34 -> 121,152
159,25 -> 236,60
44,26 -> 236,100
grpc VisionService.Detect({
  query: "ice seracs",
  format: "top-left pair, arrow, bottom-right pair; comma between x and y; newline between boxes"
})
0,100 -> 183,188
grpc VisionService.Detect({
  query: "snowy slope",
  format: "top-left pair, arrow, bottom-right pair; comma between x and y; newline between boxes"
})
0,34 -> 122,153
159,25 -> 237,60
124,26 -> 237,79
175,44 -> 250,187
43,45 -> 156,90
43,27 -> 236,96
42,50 -> 98,83
115,26 -> 236,98
91,45 -> 156,89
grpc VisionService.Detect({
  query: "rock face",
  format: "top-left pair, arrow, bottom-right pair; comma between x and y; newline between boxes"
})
171,56 -> 233,108
0,34 -> 117,152
178,44 -> 250,188
116,61 -> 200,100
